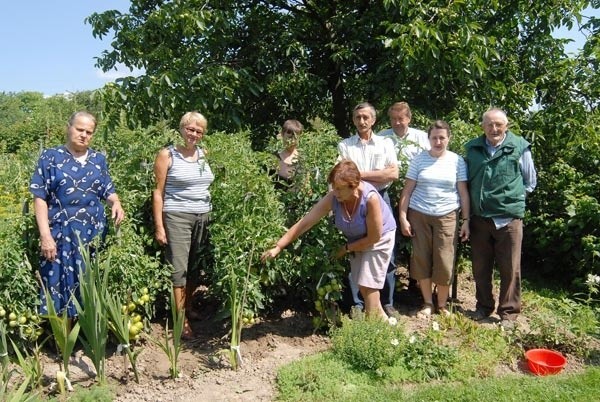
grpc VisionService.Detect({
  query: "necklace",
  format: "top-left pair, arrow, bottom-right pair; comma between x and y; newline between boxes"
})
343,196 -> 358,220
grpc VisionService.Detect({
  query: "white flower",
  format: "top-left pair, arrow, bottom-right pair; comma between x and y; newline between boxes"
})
387,316 -> 398,326
586,274 -> 600,286
409,335 -> 416,344
391,338 -> 399,347
432,322 -> 440,331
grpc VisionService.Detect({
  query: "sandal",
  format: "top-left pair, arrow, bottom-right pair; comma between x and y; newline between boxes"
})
416,303 -> 433,319
437,305 -> 451,316
182,320 -> 195,340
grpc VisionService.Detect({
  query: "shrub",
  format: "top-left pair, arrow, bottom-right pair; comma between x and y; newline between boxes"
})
331,317 -> 407,372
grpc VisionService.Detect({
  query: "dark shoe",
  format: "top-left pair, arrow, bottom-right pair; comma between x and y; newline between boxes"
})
383,304 -> 400,318
470,308 -> 491,321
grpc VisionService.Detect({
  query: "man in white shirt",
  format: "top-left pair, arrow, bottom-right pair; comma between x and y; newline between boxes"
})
377,102 -> 430,172
338,102 -> 399,317
377,102 -> 430,300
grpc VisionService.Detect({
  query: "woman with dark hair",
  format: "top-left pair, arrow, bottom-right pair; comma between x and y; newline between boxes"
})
262,160 -> 396,320
399,120 -> 470,318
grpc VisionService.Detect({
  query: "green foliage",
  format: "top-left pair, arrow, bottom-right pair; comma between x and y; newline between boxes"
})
73,245 -> 109,384
514,291 -> 599,357
331,317 -> 408,372
0,216 -> 42,344
41,286 -> 80,378
87,0 -> 590,138
523,109 -> 600,287
205,131 -> 288,317
104,284 -> 141,383
0,91 -> 99,153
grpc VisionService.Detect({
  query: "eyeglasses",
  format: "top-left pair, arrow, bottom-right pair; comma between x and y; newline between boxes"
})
184,126 -> 204,134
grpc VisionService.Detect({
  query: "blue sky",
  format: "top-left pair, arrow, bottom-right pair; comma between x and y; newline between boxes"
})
0,2 -> 596,96
0,0 -> 131,95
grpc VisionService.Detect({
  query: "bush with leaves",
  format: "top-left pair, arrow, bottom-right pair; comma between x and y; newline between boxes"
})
266,123 -> 347,325
205,131 -> 289,318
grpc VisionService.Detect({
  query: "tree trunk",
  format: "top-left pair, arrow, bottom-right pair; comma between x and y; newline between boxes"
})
328,66 -> 350,138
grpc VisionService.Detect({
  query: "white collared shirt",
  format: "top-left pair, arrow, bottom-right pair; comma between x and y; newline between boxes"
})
377,127 -> 430,169
337,133 -> 397,190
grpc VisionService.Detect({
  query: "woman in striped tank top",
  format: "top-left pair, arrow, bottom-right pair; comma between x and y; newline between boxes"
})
153,111 -> 214,339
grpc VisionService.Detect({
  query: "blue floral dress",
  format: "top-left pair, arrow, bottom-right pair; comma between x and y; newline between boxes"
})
29,146 -> 116,317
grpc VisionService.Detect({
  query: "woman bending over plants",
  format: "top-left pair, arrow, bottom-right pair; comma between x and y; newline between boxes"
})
153,111 -> 214,340
261,160 -> 396,320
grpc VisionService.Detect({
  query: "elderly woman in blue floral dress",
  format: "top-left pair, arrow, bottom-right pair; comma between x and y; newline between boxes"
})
30,111 -> 125,317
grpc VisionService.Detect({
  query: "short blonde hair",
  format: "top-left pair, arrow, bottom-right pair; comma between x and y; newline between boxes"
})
180,111 -> 208,130
388,102 -> 411,119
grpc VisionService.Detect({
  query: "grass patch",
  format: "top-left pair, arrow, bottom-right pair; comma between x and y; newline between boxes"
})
276,287 -> 600,401
278,359 -> 600,402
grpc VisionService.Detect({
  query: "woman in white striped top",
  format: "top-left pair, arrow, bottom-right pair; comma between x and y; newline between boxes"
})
398,120 -> 470,319
153,111 -> 214,339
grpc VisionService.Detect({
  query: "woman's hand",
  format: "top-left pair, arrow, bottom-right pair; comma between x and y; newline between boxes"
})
399,218 -> 414,237
40,235 -> 57,261
261,246 -> 282,262
109,197 -> 125,225
334,244 -> 347,259
155,227 -> 168,246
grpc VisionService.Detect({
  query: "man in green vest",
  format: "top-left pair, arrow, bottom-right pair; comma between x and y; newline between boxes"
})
465,108 -> 537,329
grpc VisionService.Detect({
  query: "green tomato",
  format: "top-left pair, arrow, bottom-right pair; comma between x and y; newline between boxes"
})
8,312 -> 17,321
317,287 -> 326,297
8,320 -> 18,328
18,316 -> 27,325
0,309 -> 5,318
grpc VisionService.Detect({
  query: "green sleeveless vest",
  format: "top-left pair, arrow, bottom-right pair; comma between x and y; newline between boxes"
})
465,131 -> 530,218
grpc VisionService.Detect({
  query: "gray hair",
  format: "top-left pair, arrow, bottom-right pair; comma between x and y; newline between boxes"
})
352,102 -> 376,119
482,108 -> 508,124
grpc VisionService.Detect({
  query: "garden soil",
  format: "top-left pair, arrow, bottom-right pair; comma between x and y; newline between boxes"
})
34,269 -> 594,401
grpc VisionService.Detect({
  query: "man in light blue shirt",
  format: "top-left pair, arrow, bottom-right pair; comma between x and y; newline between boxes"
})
377,102 -> 430,172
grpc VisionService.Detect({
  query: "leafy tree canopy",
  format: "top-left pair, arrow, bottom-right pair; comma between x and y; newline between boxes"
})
87,0 -> 592,141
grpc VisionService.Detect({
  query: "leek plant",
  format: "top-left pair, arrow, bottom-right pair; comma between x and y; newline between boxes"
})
105,290 -> 141,383
10,338 -> 45,392
73,243 -> 109,384
41,287 -> 80,396
148,288 -> 184,378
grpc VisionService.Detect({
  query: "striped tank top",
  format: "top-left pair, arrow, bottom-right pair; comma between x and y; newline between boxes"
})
163,145 -> 214,214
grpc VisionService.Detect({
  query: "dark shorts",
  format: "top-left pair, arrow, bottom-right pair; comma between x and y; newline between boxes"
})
164,211 -> 210,286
